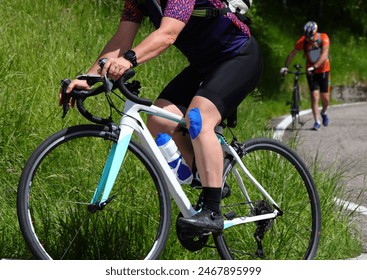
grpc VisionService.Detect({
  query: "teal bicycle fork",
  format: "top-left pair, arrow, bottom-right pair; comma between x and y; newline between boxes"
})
87,126 -> 133,213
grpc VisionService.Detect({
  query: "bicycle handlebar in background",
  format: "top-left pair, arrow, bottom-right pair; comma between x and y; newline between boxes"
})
280,64 -> 306,80
286,64 -> 306,75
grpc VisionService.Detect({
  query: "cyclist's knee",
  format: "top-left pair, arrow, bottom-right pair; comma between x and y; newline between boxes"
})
187,107 -> 202,140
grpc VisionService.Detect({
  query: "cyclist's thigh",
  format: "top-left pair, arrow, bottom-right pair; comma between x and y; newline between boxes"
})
196,37 -> 263,119
157,66 -> 204,109
319,71 -> 330,93
307,74 -> 320,92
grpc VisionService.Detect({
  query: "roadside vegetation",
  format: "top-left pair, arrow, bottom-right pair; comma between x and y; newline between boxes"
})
0,0 -> 365,259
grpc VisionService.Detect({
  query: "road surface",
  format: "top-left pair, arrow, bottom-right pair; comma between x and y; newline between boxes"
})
273,102 -> 367,259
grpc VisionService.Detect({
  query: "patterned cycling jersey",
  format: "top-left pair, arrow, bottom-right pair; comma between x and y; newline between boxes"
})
121,0 -> 251,71
294,33 -> 330,73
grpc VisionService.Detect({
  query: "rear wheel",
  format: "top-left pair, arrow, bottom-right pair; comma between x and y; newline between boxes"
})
215,138 -> 321,260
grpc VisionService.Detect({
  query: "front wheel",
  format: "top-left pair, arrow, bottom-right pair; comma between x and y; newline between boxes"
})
17,124 -> 171,259
215,138 -> 321,260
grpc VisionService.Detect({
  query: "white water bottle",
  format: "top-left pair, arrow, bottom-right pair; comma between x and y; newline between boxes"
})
156,133 -> 193,185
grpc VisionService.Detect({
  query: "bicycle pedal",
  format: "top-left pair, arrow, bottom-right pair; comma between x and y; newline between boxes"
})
224,211 -> 236,220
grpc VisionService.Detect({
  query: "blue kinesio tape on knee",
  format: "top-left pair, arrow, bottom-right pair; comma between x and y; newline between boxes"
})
188,107 -> 202,140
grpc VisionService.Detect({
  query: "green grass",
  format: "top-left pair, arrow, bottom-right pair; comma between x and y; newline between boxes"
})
0,0 -> 365,259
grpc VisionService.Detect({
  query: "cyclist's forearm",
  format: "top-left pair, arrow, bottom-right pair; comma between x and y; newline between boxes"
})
87,21 -> 140,74
132,17 -> 185,65
284,55 -> 293,68
284,49 -> 298,68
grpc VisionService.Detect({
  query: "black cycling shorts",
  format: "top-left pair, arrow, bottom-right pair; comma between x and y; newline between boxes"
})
307,71 -> 330,93
157,37 -> 263,120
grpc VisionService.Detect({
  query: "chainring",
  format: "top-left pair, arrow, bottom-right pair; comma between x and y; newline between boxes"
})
175,212 -> 209,252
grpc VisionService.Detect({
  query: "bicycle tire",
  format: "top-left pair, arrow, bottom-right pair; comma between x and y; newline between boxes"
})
17,124 -> 171,260
291,87 -> 300,129
215,138 -> 321,260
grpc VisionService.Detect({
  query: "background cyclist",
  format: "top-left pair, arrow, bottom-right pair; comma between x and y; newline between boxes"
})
61,0 -> 263,232
280,21 -> 330,131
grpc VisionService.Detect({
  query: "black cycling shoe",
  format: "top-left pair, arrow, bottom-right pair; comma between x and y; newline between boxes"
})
177,207 -> 224,233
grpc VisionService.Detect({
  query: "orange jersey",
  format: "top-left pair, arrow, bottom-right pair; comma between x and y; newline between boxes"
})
295,33 -> 330,73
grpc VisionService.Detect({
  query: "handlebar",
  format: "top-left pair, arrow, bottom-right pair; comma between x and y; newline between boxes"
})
287,64 -> 306,75
98,58 -> 152,106
280,64 -> 306,81
60,58 -> 153,125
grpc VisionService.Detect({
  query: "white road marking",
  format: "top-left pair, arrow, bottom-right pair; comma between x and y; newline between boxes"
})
273,109 -> 312,140
334,198 -> 367,215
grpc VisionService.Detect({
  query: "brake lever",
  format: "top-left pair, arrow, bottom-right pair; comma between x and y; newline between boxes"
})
97,58 -> 114,95
103,74 -> 114,95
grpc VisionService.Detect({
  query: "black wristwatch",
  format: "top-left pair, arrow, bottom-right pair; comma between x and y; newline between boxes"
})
123,50 -> 138,68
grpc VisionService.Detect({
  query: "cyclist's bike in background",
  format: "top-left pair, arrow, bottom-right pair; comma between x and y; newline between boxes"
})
282,64 -> 306,130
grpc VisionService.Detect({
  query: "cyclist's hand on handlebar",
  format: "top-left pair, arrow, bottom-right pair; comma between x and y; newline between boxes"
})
280,67 -> 288,79
280,67 -> 288,76
58,79 -> 90,107
99,57 -> 132,81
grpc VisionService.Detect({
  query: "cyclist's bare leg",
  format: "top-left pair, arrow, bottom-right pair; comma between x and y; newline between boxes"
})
320,91 -> 330,114
186,96 -> 223,189
147,98 -> 195,167
311,89 -> 321,122
147,97 -> 223,188
178,96 -> 224,229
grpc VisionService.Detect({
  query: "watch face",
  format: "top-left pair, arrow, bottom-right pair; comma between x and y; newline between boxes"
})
125,50 -> 135,58
124,50 -> 137,67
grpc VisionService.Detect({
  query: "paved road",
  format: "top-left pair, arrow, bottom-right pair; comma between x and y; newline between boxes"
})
273,102 -> 367,259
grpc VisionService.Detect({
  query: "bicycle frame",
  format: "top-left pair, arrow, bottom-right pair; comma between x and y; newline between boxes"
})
89,97 -> 281,229
291,76 -> 300,115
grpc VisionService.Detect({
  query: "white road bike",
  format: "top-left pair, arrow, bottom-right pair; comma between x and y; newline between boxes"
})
17,60 -> 321,260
